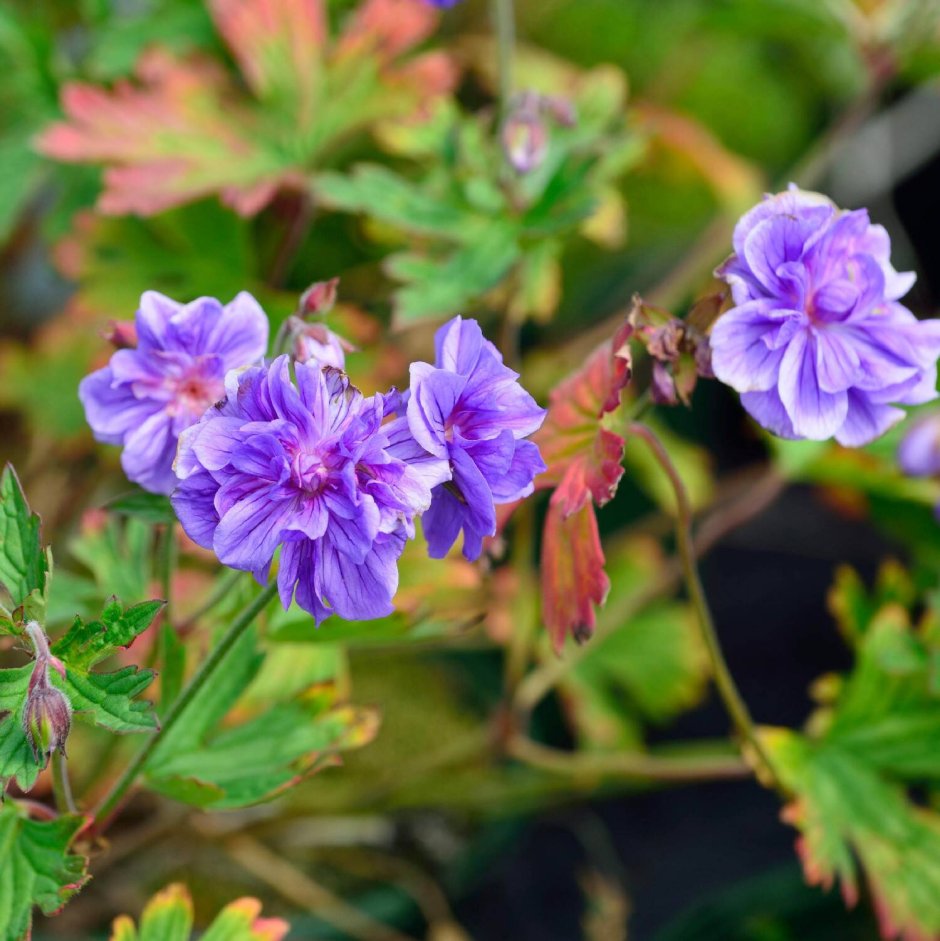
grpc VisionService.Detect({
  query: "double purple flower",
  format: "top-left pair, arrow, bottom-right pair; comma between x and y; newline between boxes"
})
711,186 -> 940,446
79,292 -> 268,494
172,357 -> 449,623
407,317 -> 546,560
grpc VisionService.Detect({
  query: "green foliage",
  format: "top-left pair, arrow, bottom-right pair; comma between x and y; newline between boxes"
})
316,63 -> 643,324
763,565 -> 940,940
559,535 -> 709,750
144,627 -> 377,809
0,465 -> 51,633
0,803 -> 89,941
109,882 -> 288,941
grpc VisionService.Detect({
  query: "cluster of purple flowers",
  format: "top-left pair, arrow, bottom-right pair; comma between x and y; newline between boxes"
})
711,185 -> 940,446
81,297 -> 544,624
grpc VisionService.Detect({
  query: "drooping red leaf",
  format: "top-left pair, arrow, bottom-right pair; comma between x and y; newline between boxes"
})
541,500 -> 610,652
37,0 -> 456,217
536,319 -> 633,517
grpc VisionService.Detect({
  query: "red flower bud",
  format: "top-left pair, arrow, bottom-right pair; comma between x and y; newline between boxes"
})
298,278 -> 340,319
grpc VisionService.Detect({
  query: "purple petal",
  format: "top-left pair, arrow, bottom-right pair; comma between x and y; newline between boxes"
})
120,410 -> 178,495
171,469 -> 221,548
778,330 -> 848,439
407,362 -> 467,457
898,413 -> 940,476
79,366 -> 164,444
835,391 -> 905,447
740,388 -> 799,439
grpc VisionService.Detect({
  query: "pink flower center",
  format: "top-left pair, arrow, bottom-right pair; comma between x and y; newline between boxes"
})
291,451 -> 330,494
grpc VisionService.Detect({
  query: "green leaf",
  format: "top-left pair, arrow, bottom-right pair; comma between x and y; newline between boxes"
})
763,565 -> 940,939
315,166 -> 473,238
104,491 -> 176,525
765,729 -> 940,940
52,599 -> 163,670
0,464 -> 50,629
109,882 -> 288,941
144,628 -> 377,809
387,221 -> 522,325
559,536 -> 709,750
0,665 -> 42,792
0,803 -> 89,941
57,665 -> 158,735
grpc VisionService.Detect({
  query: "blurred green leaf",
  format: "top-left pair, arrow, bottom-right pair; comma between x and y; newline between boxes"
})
145,627 -> 377,809
109,881 -> 288,941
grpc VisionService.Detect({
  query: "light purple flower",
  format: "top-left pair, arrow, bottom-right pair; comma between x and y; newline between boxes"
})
79,291 -> 268,495
898,411 -> 940,478
172,356 -> 448,624
406,316 -> 546,560
711,185 -> 940,447
292,320 -> 352,370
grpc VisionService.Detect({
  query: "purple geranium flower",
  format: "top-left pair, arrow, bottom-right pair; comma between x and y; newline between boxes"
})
406,316 -> 546,560
172,356 -> 448,623
711,185 -> 940,446
79,291 -> 268,495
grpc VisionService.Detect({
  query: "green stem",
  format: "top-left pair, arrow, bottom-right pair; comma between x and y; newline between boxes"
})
491,0 -> 515,118
51,752 -> 77,815
93,581 -> 279,830
509,735 -> 750,783
628,422 -> 781,791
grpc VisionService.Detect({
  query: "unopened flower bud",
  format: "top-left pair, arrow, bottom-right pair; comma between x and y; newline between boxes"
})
299,278 -> 340,319
103,320 -> 138,349
502,105 -> 549,175
23,677 -> 72,764
22,621 -> 71,765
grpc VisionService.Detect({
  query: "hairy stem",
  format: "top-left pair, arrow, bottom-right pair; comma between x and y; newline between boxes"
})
51,752 -> 77,815
93,581 -> 279,830
628,422 -> 781,790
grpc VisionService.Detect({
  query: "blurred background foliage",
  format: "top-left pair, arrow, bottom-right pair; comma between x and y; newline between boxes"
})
2,0 -> 940,939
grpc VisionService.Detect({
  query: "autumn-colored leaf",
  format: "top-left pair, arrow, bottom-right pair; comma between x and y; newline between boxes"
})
536,319 -> 632,517
37,0 -> 456,217
541,501 -> 609,652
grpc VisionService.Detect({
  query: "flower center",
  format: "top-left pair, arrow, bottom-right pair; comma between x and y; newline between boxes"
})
291,451 -> 329,494
167,358 -> 225,418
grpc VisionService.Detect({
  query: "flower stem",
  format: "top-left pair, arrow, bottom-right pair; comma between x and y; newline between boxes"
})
628,422 -> 781,791
491,0 -> 515,118
51,752 -> 77,815
93,581 -> 279,830
508,734 -> 750,783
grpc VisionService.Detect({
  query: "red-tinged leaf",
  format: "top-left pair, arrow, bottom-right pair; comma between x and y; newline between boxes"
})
541,501 -> 610,653
211,0 -> 328,124
536,319 -> 633,516
37,0 -> 456,217
336,0 -> 440,61
37,50 -> 294,217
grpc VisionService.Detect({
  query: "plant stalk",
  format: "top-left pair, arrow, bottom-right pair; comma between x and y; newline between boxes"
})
51,752 -> 77,815
491,0 -> 516,118
93,581 -> 279,830
628,422 -> 781,791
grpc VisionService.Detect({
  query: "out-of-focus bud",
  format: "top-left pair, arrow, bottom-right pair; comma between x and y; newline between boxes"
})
103,320 -> 138,349
22,622 -> 71,765
628,293 -> 718,406
292,318 -> 355,370
501,91 -> 576,175
298,278 -> 340,319
502,103 -> 549,175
